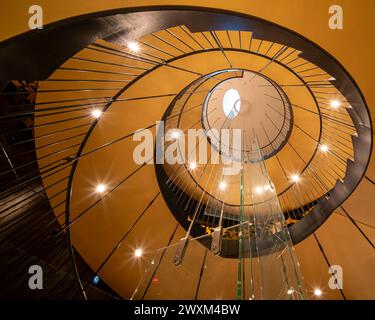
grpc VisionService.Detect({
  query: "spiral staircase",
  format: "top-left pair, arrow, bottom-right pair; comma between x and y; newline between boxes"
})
0,5 -> 374,300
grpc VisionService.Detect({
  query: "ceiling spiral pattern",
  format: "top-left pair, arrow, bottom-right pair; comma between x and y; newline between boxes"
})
28,19 -> 370,296
0,6 -> 373,300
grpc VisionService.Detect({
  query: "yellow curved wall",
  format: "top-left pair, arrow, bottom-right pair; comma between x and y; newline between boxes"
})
2,0 -> 374,125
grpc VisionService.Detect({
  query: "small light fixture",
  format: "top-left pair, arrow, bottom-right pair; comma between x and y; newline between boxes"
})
134,248 -> 143,258
255,186 -> 263,194
189,162 -> 197,170
96,184 -> 106,193
219,181 -> 227,190
171,130 -> 181,139
330,100 -> 341,108
128,41 -> 140,53
314,288 -> 322,297
291,174 -> 300,183
91,109 -> 102,119
319,144 -> 329,153
287,288 -> 294,295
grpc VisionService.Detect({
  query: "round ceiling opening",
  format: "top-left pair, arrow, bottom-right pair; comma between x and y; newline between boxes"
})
223,88 -> 241,119
202,69 -> 293,161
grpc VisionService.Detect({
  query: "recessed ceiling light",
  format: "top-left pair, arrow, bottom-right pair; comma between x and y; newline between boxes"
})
91,109 -> 102,119
291,174 -> 300,183
189,162 -> 197,170
319,144 -> 329,153
330,100 -> 341,108
255,186 -> 263,194
171,130 -> 181,139
128,41 -> 140,53
314,288 -> 322,296
219,181 -> 227,190
96,184 -> 106,193
134,248 -> 143,257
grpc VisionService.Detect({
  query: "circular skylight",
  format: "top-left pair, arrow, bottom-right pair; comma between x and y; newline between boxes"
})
203,70 -> 293,162
223,88 -> 241,119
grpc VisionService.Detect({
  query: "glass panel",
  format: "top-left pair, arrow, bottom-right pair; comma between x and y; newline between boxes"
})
246,137 -> 305,300
142,81 -> 305,300
131,220 -> 304,300
131,223 -> 247,300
